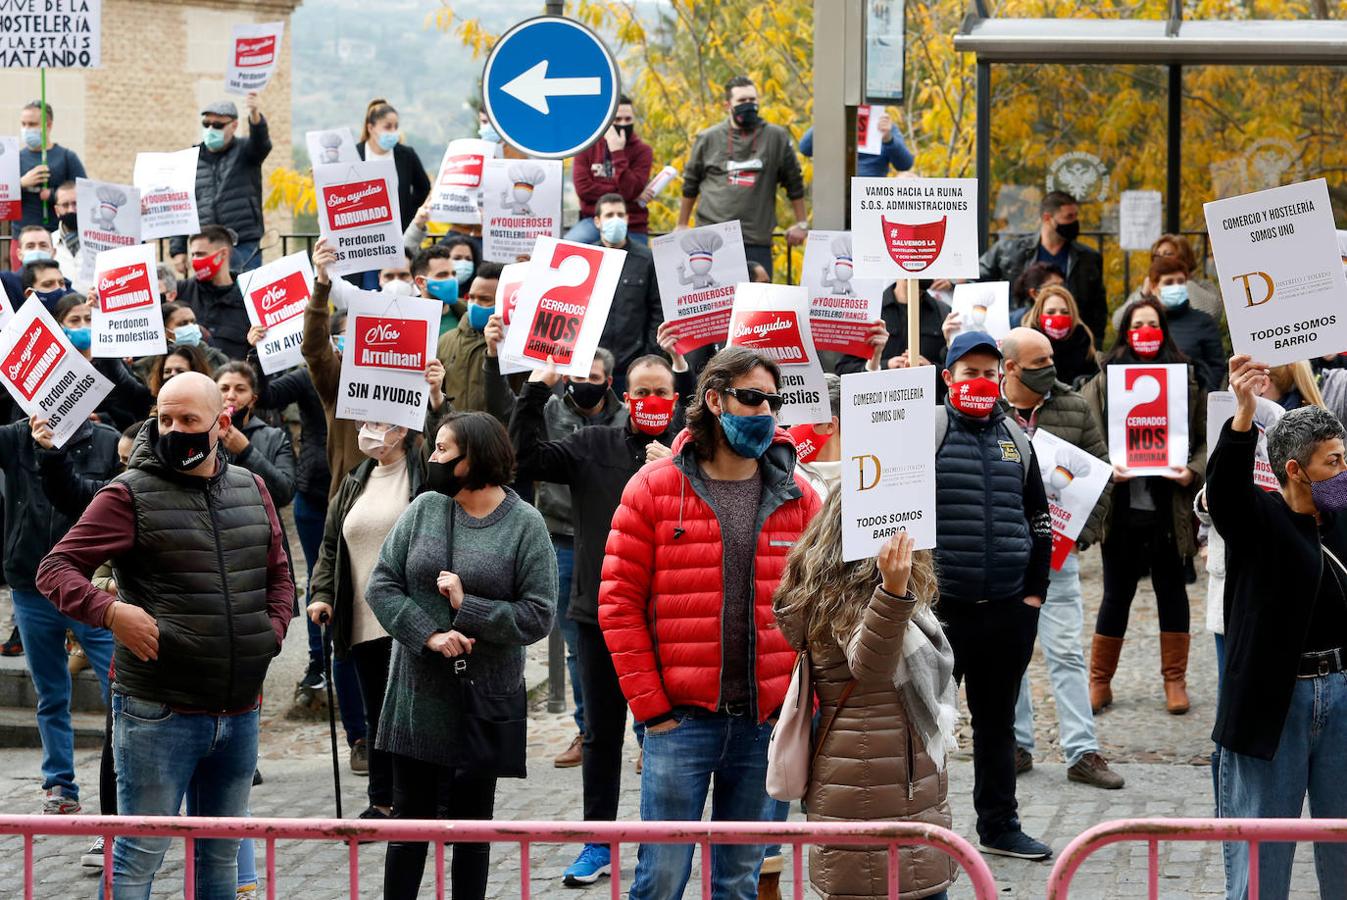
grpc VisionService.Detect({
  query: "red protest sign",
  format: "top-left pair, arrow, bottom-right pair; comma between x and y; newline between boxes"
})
324,179 -> 393,231
441,153 -> 484,188
235,35 -> 277,67
98,263 -> 155,313
521,243 -> 603,366
882,216 -> 948,273
729,309 -> 811,365
4,318 -> 66,402
353,316 -> 428,372
1124,367 -> 1170,469
248,270 -> 310,329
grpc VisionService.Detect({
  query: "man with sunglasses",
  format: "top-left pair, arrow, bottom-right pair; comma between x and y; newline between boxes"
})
601,346 -> 820,900
169,94 -> 272,275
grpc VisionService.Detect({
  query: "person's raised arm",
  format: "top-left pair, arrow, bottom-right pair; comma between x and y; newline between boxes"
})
1207,355 -> 1270,544
508,359 -> 579,485
302,239 -> 340,405
845,533 -> 918,682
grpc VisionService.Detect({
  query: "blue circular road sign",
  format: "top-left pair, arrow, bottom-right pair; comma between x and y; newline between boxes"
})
482,16 -> 621,160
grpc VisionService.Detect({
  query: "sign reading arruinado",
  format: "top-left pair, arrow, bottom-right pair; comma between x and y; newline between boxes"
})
482,16 -> 621,160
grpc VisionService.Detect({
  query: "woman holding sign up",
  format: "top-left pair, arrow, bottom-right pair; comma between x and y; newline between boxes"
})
1081,296 -> 1206,716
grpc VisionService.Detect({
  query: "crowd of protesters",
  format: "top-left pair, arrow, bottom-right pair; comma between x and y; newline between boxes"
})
4,74 -> 1347,900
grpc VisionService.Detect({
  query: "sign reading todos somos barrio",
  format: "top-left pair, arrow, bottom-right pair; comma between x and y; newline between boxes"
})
1204,178 -> 1347,366
850,176 -> 979,281
315,162 -> 404,277
0,302 -> 111,448
336,290 -> 440,431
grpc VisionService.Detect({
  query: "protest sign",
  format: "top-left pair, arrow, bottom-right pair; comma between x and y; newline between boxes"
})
0,137 -> 19,219
499,237 -> 626,377
493,262 -> 530,376
225,22 -> 285,95
238,252 -> 314,374
856,105 -> 883,155
802,231 -> 884,359
1106,363 -> 1189,476
0,291 -> 13,332
0,302 -> 111,448
951,281 -> 1011,341
133,148 -> 200,240
0,0 -> 101,68
727,283 -> 828,426
336,290 -> 440,431
481,157 -> 563,262
1119,190 -> 1162,251
851,176 -> 979,281
75,177 -> 141,284
429,139 -> 499,225
1205,391 -> 1283,492
1204,178 -> 1347,366
91,243 -> 165,358
1031,427 -> 1111,570
840,366 -> 937,560
651,220 -> 749,354
305,128 -> 358,167
314,161 -> 404,277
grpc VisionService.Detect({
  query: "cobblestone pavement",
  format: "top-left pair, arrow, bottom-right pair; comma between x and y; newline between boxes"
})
0,553 -> 1326,897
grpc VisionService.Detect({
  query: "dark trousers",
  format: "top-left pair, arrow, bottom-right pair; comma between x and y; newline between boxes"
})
384,753 -> 497,900
941,599 -> 1040,842
575,620 -> 629,821
100,702 -> 115,814
347,636 -> 394,808
1096,524 -> 1190,637
745,243 -> 774,279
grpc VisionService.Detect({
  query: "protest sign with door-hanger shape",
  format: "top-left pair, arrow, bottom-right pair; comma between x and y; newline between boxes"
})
336,289 -> 441,431
1031,427 -> 1111,570
493,261 -> 531,376
225,22 -> 285,95
1106,363 -> 1189,477
133,148 -> 201,241
75,177 -> 141,286
430,139 -> 501,225
0,137 -> 20,221
801,230 -> 884,359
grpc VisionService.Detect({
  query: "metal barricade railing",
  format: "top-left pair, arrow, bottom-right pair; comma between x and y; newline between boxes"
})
0,815 -> 999,900
1046,817 -> 1347,900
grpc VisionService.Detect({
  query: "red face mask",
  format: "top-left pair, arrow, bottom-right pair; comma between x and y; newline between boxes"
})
948,376 -> 1000,418
1128,325 -> 1164,360
1040,314 -> 1073,341
191,249 -> 226,282
628,394 -> 677,436
786,423 -> 826,464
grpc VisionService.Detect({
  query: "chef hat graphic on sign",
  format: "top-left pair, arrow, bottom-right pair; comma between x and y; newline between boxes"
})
1046,442 -> 1094,501
501,161 -> 547,215
93,185 -> 129,232
821,233 -> 855,295
676,229 -> 725,290
319,131 -> 344,164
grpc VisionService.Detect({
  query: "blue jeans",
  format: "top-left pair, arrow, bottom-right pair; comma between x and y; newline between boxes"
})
630,713 -> 776,900
1013,553 -> 1100,766
553,536 -> 584,731
104,693 -> 259,900
1219,672 -> 1347,900
230,241 -> 261,273
10,588 -> 113,799
561,217 -> 648,247
1212,633 -> 1226,808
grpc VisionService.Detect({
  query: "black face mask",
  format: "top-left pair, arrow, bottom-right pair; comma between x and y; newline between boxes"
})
158,423 -> 217,472
230,406 -> 251,429
58,212 -> 78,232
427,454 -> 466,497
732,101 -> 760,129
1054,219 -> 1080,243
567,380 -> 608,410
615,123 -> 634,140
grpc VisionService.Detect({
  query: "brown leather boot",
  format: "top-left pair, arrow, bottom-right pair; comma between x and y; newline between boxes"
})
1089,634 -> 1124,713
757,871 -> 782,900
1160,631 -> 1191,715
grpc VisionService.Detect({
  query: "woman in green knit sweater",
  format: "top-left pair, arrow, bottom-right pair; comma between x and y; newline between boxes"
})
367,411 -> 557,900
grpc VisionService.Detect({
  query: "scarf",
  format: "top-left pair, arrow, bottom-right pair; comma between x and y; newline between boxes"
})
889,604 -> 960,771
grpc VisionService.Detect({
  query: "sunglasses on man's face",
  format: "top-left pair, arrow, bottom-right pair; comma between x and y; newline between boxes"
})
723,387 -> 784,413
201,120 -> 231,130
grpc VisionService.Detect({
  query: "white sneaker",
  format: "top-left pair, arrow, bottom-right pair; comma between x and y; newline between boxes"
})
81,836 -> 105,869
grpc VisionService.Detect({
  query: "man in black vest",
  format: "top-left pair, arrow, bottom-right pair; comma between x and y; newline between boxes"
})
38,371 -> 294,899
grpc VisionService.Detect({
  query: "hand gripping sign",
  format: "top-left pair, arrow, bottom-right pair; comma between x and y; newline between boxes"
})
315,161 -> 404,277
337,290 -> 441,431
75,177 -> 142,286
133,148 -> 201,241
499,237 -> 626,377
1030,428 -> 1111,570
238,252 -> 315,374
430,139 -> 500,225
1107,363 -> 1190,477
802,231 -> 884,359
481,158 -> 563,262
651,220 -> 750,355
0,302 -> 112,448
726,283 -> 829,427
225,22 -> 285,95
850,176 -> 979,281
91,243 -> 166,359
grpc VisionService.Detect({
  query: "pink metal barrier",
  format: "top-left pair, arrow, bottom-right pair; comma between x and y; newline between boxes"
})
1046,817 -> 1347,900
0,815 -> 999,900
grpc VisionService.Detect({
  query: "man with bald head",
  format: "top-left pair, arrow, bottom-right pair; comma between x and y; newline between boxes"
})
998,327 -> 1121,790
39,371 -> 295,898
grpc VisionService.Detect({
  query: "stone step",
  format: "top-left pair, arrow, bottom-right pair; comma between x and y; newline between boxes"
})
0,654 -> 106,714
0,706 -> 105,749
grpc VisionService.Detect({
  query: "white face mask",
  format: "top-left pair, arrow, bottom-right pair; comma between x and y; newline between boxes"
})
357,424 -> 400,460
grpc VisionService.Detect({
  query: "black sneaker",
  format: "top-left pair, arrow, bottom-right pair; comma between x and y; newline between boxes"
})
979,830 -> 1052,861
1015,746 -> 1033,775
357,805 -> 390,844
298,658 -> 326,692
1,627 -> 22,657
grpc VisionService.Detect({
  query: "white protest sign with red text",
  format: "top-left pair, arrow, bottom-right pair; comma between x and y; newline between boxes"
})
238,251 -> 314,374
493,262 -> 530,376
1030,427 -> 1111,570
651,220 -> 749,355
1106,363 -> 1189,477
0,137 -> 20,221
336,290 -> 441,431
856,105 -> 883,156
133,148 -> 200,241
430,139 -> 500,225
315,161 -> 404,277
225,22 -> 285,95
481,157 -> 563,262
76,177 -> 141,287
0,301 -> 111,448
499,237 -> 625,377
727,283 -> 828,426
801,230 -> 884,359
305,128 -> 358,167
850,176 -> 979,281
1206,391 -> 1284,492
91,243 -> 165,358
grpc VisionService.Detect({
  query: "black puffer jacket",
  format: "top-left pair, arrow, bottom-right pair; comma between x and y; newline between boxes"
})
169,116 -> 273,253
598,241 -> 663,377
252,360 -> 330,506
0,420 -> 122,591
176,277 -> 251,360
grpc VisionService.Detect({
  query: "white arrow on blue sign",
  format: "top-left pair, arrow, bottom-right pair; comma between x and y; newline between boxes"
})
482,16 -> 621,160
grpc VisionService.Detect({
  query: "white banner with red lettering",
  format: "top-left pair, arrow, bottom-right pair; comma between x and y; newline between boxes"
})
1030,427 -> 1111,570
225,22 -> 285,95
651,220 -> 749,355
305,128 -> 358,167
1205,390 -> 1284,491
726,283 -> 828,426
856,105 -> 883,155
850,176 -> 979,281
499,237 -> 625,377
91,243 -> 165,358
238,251 -> 314,374
801,230 -> 884,359
493,262 -> 530,376
0,137 -> 20,221
430,139 -> 499,225
336,290 -> 440,431
0,301 -> 111,448
75,177 -> 141,285
314,161 -> 404,277
481,157 -> 563,262
133,148 -> 200,241
1106,363 -> 1189,477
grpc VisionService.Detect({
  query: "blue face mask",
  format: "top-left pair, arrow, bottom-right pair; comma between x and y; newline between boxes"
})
29,287 -> 66,309
719,411 -> 776,459
425,278 -> 457,305
1158,283 -> 1188,309
334,335 -> 346,354
202,127 -> 227,152
376,131 -> 400,151
20,249 -> 52,264
21,128 -> 41,151
173,323 -> 203,347
600,217 -> 629,246
63,327 -> 92,351
478,124 -> 500,143
467,303 -> 493,331
452,259 -> 475,284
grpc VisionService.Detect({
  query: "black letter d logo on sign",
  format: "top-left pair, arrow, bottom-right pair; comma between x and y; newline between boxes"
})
1234,272 -> 1275,308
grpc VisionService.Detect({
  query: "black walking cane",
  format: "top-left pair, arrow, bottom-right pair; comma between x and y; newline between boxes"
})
318,611 -> 343,818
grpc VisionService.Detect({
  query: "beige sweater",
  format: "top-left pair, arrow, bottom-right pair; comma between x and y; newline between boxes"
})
343,457 -> 410,646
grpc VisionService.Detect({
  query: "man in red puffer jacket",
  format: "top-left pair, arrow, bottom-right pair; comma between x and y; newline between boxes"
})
600,346 -> 820,900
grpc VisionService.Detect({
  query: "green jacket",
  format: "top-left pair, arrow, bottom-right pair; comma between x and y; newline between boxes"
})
437,317 -> 491,417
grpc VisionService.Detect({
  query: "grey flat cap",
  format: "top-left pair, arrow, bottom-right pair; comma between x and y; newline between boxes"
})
201,100 -> 239,119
